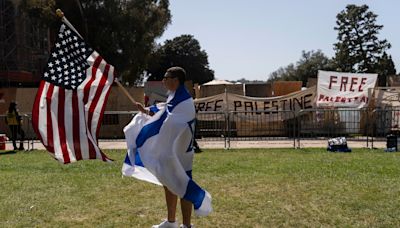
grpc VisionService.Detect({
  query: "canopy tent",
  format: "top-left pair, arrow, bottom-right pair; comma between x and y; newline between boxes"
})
202,79 -> 233,86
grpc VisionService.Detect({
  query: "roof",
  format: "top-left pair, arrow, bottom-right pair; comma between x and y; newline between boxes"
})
202,79 -> 233,85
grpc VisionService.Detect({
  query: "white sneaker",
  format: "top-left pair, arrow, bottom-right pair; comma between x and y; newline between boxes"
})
180,224 -> 195,228
152,219 -> 178,228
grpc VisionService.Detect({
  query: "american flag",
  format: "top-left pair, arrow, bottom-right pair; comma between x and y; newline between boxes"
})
32,21 -> 114,164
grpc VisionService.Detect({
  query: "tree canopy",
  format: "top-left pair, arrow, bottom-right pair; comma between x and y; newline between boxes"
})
268,4 -> 397,86
268,50 -> 334,86
20,0 -> 171,84
333,4 -> 393,74
147,34 -> 214,84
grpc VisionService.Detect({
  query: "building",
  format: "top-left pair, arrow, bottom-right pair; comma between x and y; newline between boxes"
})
0,0 -> 50,87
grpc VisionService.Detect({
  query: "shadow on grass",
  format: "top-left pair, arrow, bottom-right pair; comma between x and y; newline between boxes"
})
0,150 -> 17,156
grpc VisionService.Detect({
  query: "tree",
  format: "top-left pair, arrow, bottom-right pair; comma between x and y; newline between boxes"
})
231,78 -> 265,84
296,50 -> 335,85
267,50 -> 334,86
20,0 -> 172,84
147,34 -> 214,84
333,4 -> 392,74
375,52 -> 397,86
19,0 -> 56,24
267,64 -> 296,83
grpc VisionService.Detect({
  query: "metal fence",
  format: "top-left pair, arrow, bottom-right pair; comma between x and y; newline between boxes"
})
1,108 -> 400,149
296,108 -> 373,148
195,108 -> 400,149
227,110 -> 297,148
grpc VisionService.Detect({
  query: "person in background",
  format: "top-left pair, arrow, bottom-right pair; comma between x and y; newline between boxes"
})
5,102 -> 25,150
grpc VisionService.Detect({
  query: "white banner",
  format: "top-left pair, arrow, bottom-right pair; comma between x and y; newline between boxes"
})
194,86 -> 316,120
317,70 -> 377,108
194,87 -> 316,136
373,88 -> 400,107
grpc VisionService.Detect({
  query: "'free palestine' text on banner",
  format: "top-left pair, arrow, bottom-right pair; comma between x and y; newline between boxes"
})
317,70 -> 377,108
194,86 -> 316,121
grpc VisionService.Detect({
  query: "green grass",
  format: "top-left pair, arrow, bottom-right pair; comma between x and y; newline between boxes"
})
1,148 -> 400,227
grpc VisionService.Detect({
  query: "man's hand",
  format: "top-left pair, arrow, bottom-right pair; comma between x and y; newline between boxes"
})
136,102 -> 154,116
136,102 -> 146,113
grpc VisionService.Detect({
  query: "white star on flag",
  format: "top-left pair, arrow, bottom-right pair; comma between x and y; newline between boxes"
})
32,20 -> 115,164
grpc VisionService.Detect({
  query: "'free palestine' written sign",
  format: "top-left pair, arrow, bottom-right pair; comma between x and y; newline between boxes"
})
194,87 -> 316,121
317,70 -> 377,108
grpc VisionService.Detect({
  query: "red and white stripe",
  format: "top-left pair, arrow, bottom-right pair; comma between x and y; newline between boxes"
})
32,51 -> 114,164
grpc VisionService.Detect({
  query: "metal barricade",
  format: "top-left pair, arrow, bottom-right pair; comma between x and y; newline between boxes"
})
296,108 -> 372,148
195,111 -> 229,148
228,110 -> 297,148
98,111 -> 138,139
2,108 -> 400,150
370,107 -> 400,148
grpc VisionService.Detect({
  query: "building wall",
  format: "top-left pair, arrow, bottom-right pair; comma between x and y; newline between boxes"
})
99,86 -> 144,138
200,84 -> 244,98
245,83 -> 273,97
105,86 -> 144,111
0,86 -> 144,139
272,81 -> 302,96
0,88 -> 17,113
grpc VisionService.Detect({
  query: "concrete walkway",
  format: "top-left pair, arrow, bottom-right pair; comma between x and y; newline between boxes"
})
200,140 -> 386,149
3,139 -> 387,151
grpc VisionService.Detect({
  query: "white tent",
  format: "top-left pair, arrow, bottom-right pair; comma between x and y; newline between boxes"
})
202,79 -> 233,86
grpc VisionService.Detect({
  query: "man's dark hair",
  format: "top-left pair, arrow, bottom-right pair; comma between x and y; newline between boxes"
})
166,66 -> 186,85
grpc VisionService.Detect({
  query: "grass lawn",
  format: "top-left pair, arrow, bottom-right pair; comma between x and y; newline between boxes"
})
1,148 -> 400,227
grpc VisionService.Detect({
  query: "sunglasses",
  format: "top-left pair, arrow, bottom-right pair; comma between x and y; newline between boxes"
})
163,75 -> 177,80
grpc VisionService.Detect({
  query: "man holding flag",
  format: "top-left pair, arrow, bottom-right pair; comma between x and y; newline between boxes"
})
123,67 -> 212,228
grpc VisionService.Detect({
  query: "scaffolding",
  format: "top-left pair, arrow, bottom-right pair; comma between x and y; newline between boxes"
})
0,0 -> 49,87
0,0 -> 17,72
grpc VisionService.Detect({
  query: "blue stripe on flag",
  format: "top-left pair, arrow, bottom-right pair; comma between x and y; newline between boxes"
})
135,148 -> 144,166
183,179 -> 206,209
149,105 -> 160,113
136,85 -> 191,148
167,85 -> 191,112
124,149 -> 144,167
124,153 -> 131,166
186,170 -> 192,179
136,111 -> 167,148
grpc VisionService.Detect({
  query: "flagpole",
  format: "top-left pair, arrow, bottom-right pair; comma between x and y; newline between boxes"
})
114,79 -> 137,104
56,9 -> 138,106
56,9 -> 83,39
56,8 -> 64,18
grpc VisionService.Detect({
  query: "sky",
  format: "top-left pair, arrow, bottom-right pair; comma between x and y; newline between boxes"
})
157,0 -> 400,81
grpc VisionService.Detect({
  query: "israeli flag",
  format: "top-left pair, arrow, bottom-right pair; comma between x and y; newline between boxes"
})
122,85 -> 212,216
